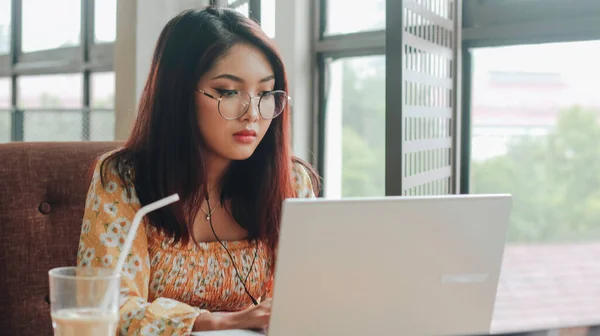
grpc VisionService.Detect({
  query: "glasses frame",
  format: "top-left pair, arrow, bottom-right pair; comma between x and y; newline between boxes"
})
196,89 -> 291,120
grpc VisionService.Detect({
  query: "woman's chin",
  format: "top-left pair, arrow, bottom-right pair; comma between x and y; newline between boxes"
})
226,148 -> 257,161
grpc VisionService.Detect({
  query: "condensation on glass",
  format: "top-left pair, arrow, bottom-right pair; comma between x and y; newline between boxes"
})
402,0 -> 457,196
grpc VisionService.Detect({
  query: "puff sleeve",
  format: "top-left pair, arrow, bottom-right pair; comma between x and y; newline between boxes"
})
77,154 -> 200,335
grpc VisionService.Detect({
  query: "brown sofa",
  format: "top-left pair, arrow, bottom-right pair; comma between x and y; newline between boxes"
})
0,141 -> 120,335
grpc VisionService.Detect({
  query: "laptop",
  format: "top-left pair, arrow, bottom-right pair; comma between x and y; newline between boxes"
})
265,194 -> 512,336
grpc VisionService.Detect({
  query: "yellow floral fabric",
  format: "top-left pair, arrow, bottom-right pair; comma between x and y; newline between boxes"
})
77,153 -> 315,335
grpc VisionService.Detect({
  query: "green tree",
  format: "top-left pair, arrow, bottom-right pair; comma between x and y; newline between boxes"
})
471,106 -> 600,242
337,56 -> 443,198
342,126 -> 381,196
340,58 -> 386,197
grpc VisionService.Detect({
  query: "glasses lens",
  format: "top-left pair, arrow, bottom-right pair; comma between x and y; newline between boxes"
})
259,91 -> 288,119
219,91 -> 250,119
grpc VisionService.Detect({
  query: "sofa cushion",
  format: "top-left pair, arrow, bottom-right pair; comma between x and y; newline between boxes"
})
0,141 -> 120,335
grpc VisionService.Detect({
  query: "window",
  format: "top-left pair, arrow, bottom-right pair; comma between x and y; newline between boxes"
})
21,0 -> 80,52
95,0 -> 117,43
324,0 -> 385,36
0,76 -> 9,107
90,72 -> 115,141
225,0 -> 274,38
0,111 -> 9,142
18,74 -> 83,141
261,0 -> 275,38
0,0 -> 10,54
469,41 -> 600,333
0,77 -> 9,143
232,2 -> 250,18
23,110 -> 83,141
2,0 -> 115,142
18,74 -> 82,109
322,55 -> 386,198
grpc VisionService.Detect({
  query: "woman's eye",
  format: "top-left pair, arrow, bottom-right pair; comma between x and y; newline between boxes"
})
216,89 -> 238,97
259,91 -> 272,96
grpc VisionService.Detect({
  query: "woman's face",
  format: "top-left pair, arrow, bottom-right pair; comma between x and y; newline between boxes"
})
195,43 -> 276,161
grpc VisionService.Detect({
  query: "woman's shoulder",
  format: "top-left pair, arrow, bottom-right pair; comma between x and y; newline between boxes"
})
92,149 -> 135,187
291,158 -> 320,198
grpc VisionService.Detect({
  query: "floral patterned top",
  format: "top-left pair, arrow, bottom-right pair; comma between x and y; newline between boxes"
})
77,153 -> 315,335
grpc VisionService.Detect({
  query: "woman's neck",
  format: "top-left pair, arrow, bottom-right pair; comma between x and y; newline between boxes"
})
205,152 -> 231,194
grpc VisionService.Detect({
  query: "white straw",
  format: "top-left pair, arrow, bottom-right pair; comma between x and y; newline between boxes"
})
100,193 -> 180,310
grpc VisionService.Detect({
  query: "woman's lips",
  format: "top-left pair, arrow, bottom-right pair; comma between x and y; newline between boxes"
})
233,130 -> 257,144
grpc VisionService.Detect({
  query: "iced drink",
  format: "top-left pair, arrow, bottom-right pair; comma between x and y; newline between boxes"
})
49,267 -> 120,336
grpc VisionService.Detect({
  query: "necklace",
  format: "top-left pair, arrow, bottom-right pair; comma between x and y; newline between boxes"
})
200,199 -> 221,221
201,184 -> 221,221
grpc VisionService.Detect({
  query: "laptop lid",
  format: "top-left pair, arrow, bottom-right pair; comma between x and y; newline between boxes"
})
268,194 -> 512,336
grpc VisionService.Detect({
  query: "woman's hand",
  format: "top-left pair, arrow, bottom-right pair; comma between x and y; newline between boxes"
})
193,299 -> 272,331
227,298 -> 272,330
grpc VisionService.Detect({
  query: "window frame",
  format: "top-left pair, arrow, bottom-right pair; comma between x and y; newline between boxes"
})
459,0 -> 600,194
211,0 -> 261,23
0,0 -> 114,142
315,0 -> 464,197
313,0 -> 386,197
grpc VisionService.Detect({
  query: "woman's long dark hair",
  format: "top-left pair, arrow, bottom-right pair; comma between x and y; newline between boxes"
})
98,7 -> 319,253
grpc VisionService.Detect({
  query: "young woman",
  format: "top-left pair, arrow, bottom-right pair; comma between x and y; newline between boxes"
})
77,7 -> 319,335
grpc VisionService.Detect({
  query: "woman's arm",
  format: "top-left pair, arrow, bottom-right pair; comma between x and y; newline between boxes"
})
292,161 -> 317,199
193,299 -> 273,331
78,154 -> 200,335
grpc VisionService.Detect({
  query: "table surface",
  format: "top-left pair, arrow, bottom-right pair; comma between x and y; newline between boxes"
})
191,330 -> 264,336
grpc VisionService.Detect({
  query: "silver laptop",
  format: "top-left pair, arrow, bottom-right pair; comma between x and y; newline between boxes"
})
267,194 -> 512,336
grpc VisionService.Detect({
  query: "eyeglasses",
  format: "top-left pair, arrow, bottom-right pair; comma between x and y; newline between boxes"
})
196,89 -> 290,120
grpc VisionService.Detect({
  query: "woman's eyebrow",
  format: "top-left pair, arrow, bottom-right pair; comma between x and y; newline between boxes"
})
211,73 -> 275,83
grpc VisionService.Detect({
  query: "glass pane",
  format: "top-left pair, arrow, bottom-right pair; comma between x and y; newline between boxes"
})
0,78 -> 9,142
18,74 -> 82,109
90,110 -> 115,141
90,72 -> 115,141
0,110 -> 9,143
0,77 -> 10,108
91,72 -> 114,109
323,55 -> 385,198
23,110 -> 82,141
95,0 -> 116,43
261,0 -> 275,38
470,41 -> 600,333
324,0 -> 385,36
22,0 -> 80,52
233,3 -> 249,18
0,0 -> 10,54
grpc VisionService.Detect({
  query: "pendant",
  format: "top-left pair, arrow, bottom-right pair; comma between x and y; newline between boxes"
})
206,214 -> 211,221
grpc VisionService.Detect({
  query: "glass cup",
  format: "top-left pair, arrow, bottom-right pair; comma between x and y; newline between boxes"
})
48,267 -> 121,336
